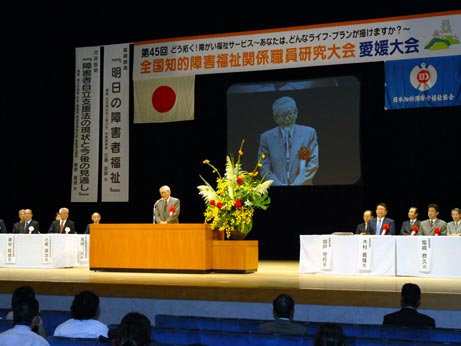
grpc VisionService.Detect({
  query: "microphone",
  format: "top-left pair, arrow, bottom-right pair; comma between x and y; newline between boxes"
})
434,227 -> 441,236
410,225 -> 419,236
153,199 -> 163,224
381,223 -> 390,235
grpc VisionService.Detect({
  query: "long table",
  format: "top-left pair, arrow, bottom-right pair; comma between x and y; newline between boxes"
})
299,234 -> 461,278
396,236 -> 461,278
299,234 -> 396,276
0,234 -> 89,268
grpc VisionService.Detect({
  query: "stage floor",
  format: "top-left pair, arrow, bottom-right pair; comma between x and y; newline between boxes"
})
0,261 -> 460,311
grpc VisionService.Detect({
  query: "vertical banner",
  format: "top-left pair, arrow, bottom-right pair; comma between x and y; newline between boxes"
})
71,46 -> 101,202
101,44 -> 130,202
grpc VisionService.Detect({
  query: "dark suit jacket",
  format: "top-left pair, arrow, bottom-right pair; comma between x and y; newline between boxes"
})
48,219 -> 77,234
0,219 -> 7,233
400,219 -> 421,236
258,319 -> 308,335
355,222 -> 366,234
383,307 -> 435,328
15,220 -> 40,234
366,217 -> 396,235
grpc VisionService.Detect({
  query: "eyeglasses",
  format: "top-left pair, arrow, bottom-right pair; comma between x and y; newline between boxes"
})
275,109 -> 297,118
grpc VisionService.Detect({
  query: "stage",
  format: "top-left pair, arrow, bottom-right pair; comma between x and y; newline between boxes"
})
0,260 -> 460,311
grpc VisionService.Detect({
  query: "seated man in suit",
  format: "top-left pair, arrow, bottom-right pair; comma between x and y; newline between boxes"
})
11,209 -> 26,233
355,209 -> 373,235
366,202 -> 395,235
48,207 -> 77,234
400,206 -> 421,236
15,209 -> 40,234
419,203 -> 447,236
259,293 -> 307,335
383,283 -> 435,328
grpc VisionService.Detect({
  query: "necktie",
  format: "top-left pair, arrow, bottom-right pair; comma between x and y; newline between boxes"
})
376,219 -> 382,235
59,221 -> 64,233
430,220 -> 434,227
164,200 -> 168,212
24,222 -> 29,232
285,129 -> 291,181
410,221 -> 414,227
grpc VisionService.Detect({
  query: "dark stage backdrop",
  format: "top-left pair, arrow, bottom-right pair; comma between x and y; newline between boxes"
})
1,3 -> 460,260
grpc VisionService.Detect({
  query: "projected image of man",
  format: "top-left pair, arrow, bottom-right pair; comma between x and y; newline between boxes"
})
258,96 -> 319,186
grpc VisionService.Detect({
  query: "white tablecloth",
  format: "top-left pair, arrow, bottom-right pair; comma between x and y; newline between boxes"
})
0,234 -> 89,268
299,235 -> 396,276
396,236 -> 461,278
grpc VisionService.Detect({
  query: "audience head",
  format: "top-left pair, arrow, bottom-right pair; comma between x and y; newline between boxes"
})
11,285 -> 36,310
401,283 -> 421,308
71,290 -> 100,320
272,293 -> 295,320
114,312 -> 152,346
13,297 -> 40,327
314,323 -> 346,346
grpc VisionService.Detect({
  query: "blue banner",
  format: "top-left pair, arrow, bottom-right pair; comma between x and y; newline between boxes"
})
385,55 -> 461,109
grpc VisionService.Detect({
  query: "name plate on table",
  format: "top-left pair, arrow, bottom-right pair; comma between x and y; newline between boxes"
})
320,236 -> 333,270
417,237 -> 432,273
78,235 -> 89,262
6,235 -> 15,264
42,236 -> 52,264
358,236 -> 373,272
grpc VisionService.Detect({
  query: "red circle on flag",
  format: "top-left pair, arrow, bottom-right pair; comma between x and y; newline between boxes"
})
152,86 -> 176,113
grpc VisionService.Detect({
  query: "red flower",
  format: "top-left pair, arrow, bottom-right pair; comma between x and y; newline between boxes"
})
434,227 -> 441,235
210,200 -> 215,206
169,206 -> 175,212
381,223 -> 390,235
412,225 -> 419,232
236,177 -> 243,185
234,200 -> 242,208
216,202 -> 223,209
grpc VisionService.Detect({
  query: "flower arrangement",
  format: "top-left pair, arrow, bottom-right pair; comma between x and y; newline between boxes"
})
197,139 -> 273,239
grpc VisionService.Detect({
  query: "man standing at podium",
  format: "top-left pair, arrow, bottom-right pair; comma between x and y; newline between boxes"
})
153,185 -> 180,224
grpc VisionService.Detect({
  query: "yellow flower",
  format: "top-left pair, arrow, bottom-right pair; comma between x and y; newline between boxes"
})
197,139 -> 273,239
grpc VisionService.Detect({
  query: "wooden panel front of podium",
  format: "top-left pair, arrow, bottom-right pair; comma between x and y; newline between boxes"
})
212,240 -> 259,273
89,224 -> 213,272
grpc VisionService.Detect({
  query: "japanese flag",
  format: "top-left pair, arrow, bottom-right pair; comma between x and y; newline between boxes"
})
134,75 -> 195,123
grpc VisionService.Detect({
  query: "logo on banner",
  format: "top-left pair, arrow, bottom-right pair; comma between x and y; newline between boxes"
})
410,63 -> 437,92
385,55 -> 461,109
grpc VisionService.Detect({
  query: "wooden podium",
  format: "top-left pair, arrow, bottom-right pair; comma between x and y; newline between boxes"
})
89,224 -> 258,273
